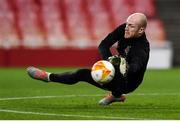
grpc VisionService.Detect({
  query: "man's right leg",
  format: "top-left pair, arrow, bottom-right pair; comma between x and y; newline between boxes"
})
27,66 -> 103,88
49,68 -> 103,89
27,66 -> 50,82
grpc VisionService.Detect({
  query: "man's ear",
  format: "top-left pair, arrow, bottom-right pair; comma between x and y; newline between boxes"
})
138,27 -> 145,34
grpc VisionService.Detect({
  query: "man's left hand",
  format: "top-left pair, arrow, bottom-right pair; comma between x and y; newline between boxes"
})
119,57 -> 128,76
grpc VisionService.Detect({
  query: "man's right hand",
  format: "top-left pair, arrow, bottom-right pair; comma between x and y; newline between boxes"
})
108,55 -> 121,66
108,55 -> 128,77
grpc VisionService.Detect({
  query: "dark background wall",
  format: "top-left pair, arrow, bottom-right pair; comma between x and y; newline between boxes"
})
156,0 -> 180,66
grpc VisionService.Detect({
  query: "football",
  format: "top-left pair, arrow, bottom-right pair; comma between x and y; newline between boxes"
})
91,60 -> 115,84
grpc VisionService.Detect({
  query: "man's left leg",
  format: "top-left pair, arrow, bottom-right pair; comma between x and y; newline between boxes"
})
98,70 -> 127,105
98,93 -> 126,105
99,77 -> 143,105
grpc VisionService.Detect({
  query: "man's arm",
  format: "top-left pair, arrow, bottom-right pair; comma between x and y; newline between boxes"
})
98,23 -> 126,60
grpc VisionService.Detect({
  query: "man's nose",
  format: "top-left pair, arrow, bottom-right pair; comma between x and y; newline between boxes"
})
125,26 -> 129,31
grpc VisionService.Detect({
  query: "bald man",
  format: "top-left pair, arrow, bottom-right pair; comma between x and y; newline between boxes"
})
27,13 -> 150,105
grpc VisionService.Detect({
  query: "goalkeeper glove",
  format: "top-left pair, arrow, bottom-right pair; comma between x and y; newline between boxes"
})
108,55 -> 120,66
108,55 -> 128,77
119,57 -> 128,77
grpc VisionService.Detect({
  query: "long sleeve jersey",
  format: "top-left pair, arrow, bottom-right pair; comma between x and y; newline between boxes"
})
98,23 -> 150,84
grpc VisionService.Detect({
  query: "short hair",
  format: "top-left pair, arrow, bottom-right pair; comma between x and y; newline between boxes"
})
127,13 -> 147,28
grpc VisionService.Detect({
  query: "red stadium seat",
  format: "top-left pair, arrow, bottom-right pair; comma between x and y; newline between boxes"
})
0,0 -> 167,48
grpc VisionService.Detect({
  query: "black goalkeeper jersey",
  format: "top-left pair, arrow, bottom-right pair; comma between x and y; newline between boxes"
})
98,23 -> 150,89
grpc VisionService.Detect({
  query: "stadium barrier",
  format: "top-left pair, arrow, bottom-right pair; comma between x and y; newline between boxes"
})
0,48 -> 101,67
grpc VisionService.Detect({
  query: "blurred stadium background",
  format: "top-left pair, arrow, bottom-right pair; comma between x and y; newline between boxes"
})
0,0 -> 179,68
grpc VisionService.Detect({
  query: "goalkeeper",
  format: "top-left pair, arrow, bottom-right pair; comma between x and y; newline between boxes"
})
27,13 -> 150,105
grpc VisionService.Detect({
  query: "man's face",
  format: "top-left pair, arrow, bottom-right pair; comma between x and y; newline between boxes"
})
124,17 -> 142,39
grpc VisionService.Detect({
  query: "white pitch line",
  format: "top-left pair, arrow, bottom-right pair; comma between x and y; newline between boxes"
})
0,93 -> 180,101
134,93 -> 180,96
0,94 -> 102,101
0,109 -> 140,120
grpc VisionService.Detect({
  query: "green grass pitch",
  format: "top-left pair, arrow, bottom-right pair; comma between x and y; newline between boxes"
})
0,67 -> 180,120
